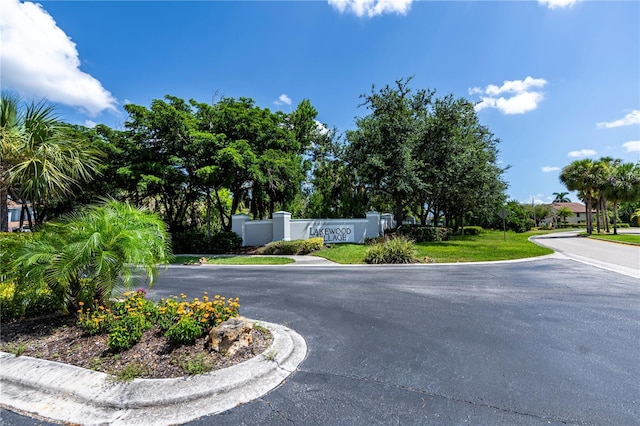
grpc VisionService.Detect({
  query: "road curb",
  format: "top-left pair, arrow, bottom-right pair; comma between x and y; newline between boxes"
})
0,321 -> 307,425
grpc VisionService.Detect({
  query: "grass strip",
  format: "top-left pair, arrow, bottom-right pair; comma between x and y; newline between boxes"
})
173,256 -> 295,265
587,233 -> 640,245
314,230 -> 555,264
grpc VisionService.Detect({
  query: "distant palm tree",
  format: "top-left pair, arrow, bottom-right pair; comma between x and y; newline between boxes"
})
604,162 -> 640,234
560,159 -> 600,234
552,192 -> 571,203
0,93 -> 103,231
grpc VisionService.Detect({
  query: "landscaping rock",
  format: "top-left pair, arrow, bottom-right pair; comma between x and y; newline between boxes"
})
209,317 -> 253,356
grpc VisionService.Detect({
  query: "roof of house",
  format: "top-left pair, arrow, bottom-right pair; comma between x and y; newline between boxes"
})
7,199 -> 21,208
551,202 -> 588,213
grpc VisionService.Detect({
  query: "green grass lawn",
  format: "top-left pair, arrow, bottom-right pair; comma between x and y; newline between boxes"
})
315,230 -> 555,264
172,255 -> 295,265
587,233 -> 640,245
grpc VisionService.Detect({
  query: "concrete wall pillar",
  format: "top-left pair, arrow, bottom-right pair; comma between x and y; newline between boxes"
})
272,211 -> 291,241
231,214 -> 250,246
381,213 -> 395,231
366,211 -> 381,238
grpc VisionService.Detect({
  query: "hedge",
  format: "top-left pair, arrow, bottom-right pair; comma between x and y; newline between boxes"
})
395,225 -> 451,242
171,231 -> 242,254
259,237 -> 324,255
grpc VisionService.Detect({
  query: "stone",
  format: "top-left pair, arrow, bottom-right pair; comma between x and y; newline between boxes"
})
209,317 -> 253,356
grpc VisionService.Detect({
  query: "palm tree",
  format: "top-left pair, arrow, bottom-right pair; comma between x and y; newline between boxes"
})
0,94 -> 103,231
556,206 -> 573,228
0,94 -> 23,232
11,200 -> 171,312
552,192 -> 571,203
560,159 -> 600,234
604,162 -> 640,234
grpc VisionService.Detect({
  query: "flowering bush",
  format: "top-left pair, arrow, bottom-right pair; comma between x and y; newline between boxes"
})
157,293 -> 241,345
77,291 -> 240,350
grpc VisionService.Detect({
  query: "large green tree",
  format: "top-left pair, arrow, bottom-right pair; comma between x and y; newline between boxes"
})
346,78 -> 433,226
98,95 -> 317,232
416,95 -> 506,230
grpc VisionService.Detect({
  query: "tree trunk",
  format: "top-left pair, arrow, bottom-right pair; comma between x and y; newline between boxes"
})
206,190 -> 212,238
602,198 -> 610,233
585,198 -> 593,234
394,198 -> 404,229
0,185 -> 8,232
612,202 -> 618,235
213,188 -> 231,231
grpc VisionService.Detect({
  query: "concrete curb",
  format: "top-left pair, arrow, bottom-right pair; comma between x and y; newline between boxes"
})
0,321 -> 307,425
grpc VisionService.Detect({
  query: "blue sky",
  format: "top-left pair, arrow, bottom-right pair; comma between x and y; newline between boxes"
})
2,0 -> 639,205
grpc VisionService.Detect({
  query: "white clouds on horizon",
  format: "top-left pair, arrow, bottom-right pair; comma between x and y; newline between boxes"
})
538,0 -> 581,9
470,77 -> 547,114
568,149 -> 597,158
274,94 -> 292,106
84,120 -> 97,128
541,166 -> 560,173
622,141 -> 640,152
328,0 -> 413,18
0,0 -> 118,116
596,110 -> 640,128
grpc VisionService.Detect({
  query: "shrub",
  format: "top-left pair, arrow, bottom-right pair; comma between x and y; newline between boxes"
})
260,237 -> 324,255
10,200 -> 171,314
77,291 -> 240,351
458,226 -> 483,236
156,293 -> 240,344
172,231 -> 242,254
1,253 -> 59,323
165,316 -> 203,346
107,313 -> 149,351
396,225 -> 450,242
364,236 -> 417,264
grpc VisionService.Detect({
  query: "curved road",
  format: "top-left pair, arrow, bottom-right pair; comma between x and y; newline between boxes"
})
2,237 -> 638,425
167,259 -> 636,425
532,231 -> 639,278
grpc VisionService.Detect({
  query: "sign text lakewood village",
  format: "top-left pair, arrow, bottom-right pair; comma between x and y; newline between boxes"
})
309,225 -> 355,243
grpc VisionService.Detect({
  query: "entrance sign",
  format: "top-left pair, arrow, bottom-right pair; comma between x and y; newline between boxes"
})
310,225 -> 355,243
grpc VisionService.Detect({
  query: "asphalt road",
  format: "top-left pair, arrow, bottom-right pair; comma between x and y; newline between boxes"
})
2,256 -> 639,425
170,259 -> 637,425
532,231 -> 639,278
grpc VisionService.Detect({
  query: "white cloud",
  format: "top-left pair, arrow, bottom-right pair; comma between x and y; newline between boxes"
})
0,0 -> 117,116
622,141 -> 640,153
315,120 -> 330,136
541,166 -> 560,173
568,149 -> 597,158
538,0 -> 581,9
596,110 -> 640,128
525,194 -> 546,205
123,99 -> 132,105
470,77 -> 547,115
84,120 -> 97,128
274,94 -> 292,106
328,0 -> 413,18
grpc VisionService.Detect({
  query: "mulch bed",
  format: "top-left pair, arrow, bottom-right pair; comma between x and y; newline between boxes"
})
0,315 -> 272,379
